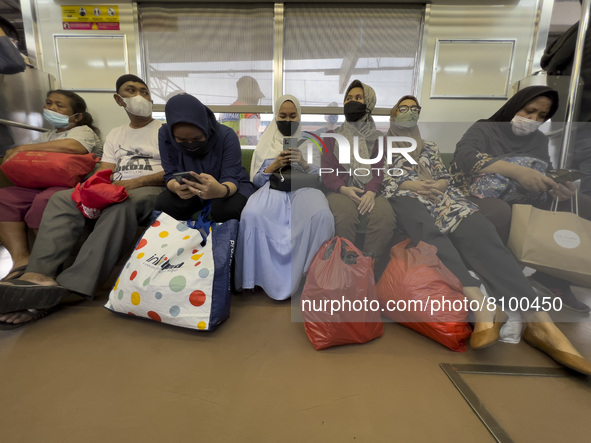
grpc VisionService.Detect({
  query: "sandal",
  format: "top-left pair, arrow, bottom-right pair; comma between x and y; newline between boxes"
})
0,265 -> 28,282
0,306 -> 59,330
0,280 -> 67,314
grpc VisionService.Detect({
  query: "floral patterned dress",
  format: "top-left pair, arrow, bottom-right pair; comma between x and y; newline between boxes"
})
381,141 -> 478,234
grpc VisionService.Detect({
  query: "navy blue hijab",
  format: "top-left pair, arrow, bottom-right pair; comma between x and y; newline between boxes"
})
164,93 -> 219,157
159,92 -> 255,198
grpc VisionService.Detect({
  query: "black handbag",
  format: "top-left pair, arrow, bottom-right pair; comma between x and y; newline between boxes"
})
269,166 -> 321,192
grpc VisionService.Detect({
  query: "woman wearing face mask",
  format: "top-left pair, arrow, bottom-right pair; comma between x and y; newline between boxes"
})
155,93 -> 255,222
321,80 -> 396,272
451,85 -> 591,313
0,90 -> 100,281
382,95 -> 591,374
235,95 -> 334,300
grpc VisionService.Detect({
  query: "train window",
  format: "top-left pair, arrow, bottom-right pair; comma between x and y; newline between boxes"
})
283,4 -> 424,109
139,4 -> 274,107
139,3 -> 423,113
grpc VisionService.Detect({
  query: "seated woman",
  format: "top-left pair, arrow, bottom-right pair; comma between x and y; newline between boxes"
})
451,85 -> 591,313
0,89 -> 100,280
155,93 -> 255,222
235,95 -> 334,300
383,95 -> 591,375
321,80 -> 396,271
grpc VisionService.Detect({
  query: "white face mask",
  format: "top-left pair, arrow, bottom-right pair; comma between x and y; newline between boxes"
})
510,114 -> 543,136
119,94 -> 153,117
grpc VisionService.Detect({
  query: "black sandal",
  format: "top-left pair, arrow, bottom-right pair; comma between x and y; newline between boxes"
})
0,280 -> 67,314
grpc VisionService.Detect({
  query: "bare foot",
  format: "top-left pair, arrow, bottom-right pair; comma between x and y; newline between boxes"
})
526,322 -> 583,357
0,311 -> 35,325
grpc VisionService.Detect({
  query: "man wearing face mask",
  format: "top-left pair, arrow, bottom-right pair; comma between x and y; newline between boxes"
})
0,74 -> 165,327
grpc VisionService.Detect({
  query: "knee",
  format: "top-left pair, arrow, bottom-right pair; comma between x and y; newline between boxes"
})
479,199 -> 511,229
238,201 -> 259,223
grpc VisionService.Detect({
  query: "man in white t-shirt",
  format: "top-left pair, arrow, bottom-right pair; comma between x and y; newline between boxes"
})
0,75 -> 165,326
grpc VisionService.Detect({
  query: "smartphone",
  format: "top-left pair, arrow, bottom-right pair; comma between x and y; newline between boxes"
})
172,171 -> 200,184
283,137 -> 298,151
547,169 -> 589,184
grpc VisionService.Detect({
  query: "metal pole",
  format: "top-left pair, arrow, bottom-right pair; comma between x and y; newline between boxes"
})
272,3 -> 285,113
559,0 -> 591,169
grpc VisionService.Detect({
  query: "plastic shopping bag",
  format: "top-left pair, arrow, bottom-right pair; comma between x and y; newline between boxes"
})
376,239 -> 472,352
301,237 -> 383,350
105,206 -> 237,331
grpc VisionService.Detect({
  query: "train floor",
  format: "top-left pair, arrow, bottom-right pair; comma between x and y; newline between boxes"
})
1,245 -> 590,442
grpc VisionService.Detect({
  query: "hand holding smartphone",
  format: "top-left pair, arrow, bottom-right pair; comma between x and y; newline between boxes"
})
173,171 -> 201,185
283,137 -> 298,151
547,169 -> 589,184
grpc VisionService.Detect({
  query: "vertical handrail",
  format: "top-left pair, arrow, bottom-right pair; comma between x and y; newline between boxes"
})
559,0 -> 591,169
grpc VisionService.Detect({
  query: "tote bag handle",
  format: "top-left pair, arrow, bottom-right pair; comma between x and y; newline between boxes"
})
550,188 -> 579,216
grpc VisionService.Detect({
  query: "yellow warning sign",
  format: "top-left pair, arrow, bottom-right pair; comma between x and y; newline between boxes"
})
62,5 -> 120,31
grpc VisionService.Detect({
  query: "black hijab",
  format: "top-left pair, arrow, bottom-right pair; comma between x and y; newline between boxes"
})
454,86 -> 559,173
487,86 -> 559,123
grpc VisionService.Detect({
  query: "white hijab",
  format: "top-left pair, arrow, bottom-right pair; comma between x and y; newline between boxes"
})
250,94 -> 302,179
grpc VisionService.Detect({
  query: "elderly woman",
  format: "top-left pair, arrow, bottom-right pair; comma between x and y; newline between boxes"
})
0,90 -> 100,281
321,80 -> 395,270
383,95 -> 591,375
235,95 -> 334,300
155,93 -> 255,222
451,85 -> 591,313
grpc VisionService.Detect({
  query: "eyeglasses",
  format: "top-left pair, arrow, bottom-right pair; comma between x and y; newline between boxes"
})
398,105 -> 421,114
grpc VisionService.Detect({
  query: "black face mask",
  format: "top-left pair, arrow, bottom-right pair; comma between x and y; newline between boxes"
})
344,101 -> 367,122
276,120 -> 300,137
179,140 -> 210,157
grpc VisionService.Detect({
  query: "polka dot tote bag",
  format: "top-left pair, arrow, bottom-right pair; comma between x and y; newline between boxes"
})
105,211 -> 238,330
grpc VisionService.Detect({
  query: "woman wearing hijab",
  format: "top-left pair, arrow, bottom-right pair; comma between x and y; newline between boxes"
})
451,86 -> 591,313
235,95 -> 334,300
321,80 -> 396,269
383,95 -> 591,375
155,93 -> 255,221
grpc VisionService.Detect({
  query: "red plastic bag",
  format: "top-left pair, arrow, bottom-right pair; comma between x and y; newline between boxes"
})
376,239 -> 472,352
1,151 -> 99,189
71,169 -> 129,219
301,237 -> 383,350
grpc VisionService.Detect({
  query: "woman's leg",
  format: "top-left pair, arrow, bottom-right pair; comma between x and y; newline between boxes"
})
0,187 -> 43,277
326,192 -> 358,243
0,222 -> 30,276
392,197 -> 480,287
211,193 -> 247,222
466,196 -> 512,244
154,189 -> 204,220
363,196 -> 395,269
449,211 -> 540,306
391,197 -> 499,341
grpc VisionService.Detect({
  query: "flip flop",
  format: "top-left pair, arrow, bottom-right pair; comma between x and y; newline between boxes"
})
0,265 -> 28,282
0,306 -> 59,330
0,280 -> 67,314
